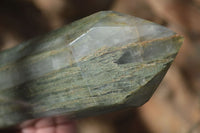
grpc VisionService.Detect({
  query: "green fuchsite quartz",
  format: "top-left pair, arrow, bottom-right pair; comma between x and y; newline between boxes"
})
0,11 -> 183,128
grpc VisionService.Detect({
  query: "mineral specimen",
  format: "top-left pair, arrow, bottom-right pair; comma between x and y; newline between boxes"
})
0,11 -> 183,128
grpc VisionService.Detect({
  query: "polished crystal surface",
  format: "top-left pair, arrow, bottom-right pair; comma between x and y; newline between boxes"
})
0,11 -> 183,128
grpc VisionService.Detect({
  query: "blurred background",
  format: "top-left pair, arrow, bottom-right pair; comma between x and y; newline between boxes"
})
0,0 -> 200,132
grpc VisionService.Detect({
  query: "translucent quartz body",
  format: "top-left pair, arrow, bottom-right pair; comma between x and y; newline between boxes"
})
0,11 -> 183,128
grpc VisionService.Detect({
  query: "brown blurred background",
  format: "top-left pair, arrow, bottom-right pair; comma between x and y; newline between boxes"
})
0,0 -> 200,133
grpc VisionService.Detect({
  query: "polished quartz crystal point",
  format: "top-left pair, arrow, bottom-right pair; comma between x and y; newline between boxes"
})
0,11 -> 183,128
